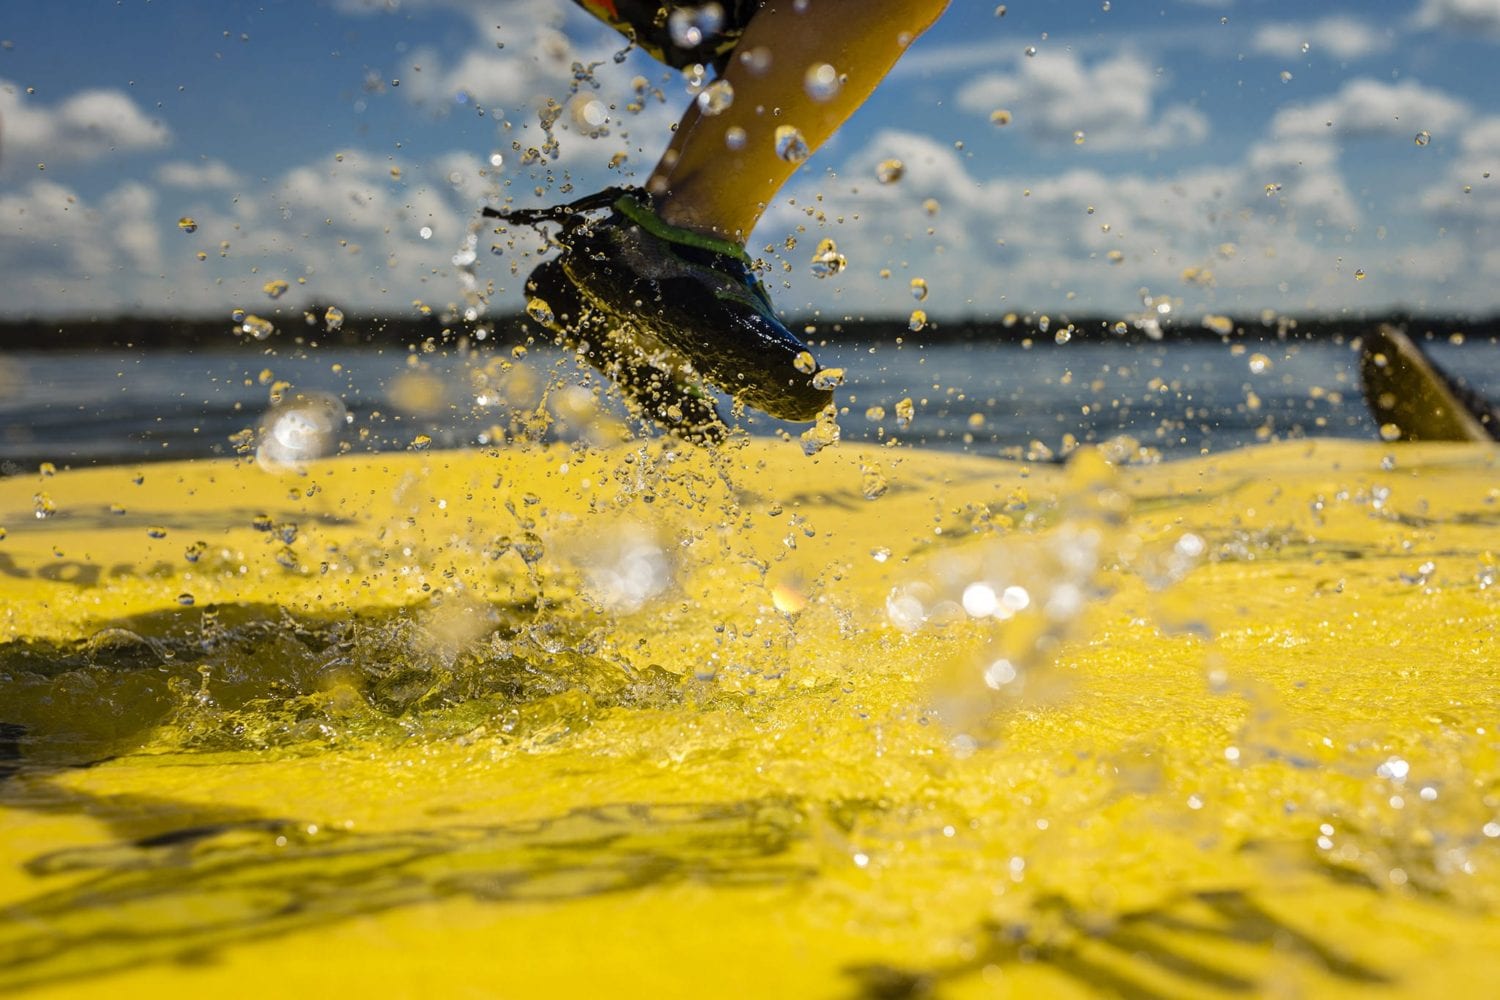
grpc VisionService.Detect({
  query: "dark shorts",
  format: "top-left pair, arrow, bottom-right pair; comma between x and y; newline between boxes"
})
573,1 -> 762,72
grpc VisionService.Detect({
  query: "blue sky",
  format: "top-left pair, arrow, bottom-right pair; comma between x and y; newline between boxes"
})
1,0 -> 1497,324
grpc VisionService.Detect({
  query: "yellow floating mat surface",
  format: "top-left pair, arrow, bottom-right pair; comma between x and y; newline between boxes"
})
1,438 -> 1498,998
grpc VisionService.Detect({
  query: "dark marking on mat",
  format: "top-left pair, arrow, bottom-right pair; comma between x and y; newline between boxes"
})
0,797 -> 813,994
843,888 -> 1391,1000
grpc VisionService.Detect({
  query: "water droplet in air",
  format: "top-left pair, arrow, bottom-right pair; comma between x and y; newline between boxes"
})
812,367 -> 845,390
177,593 -> 195,606
1248,352 -> 1272,374
697,79 -> 734,115
178,217 -> 198,234
724,126 -> 747,150
488,151 -> 504,168
147,526 -> 167,539
1354,269 -> 1366,280
774,125 -> 810,164
527,297 -> 555,325
910,278 -> 929,301
419,226 -> 433,240
793,350 -> 817,374
256,392 -> 347,474
909,309 -> 928,332
33,492 -> 56,519
876,158 -> 904,184
262,279 -> 290,300
860,463 -> 889,500
1073,130 -> 1086,145
895,397 -> 915,429
185,541 -> 207,564
1024,45 -> 1037,57
990,108 -> 1012,126
1414,130 -> 1431,147
1265,183 -> 1282,196
809,238 -> 845,278
668,4 -> 724,48
412,434 -> 433,451
804,63 -> 840,101
324,306 -> 345,331
1379,422 -> 1402,442
240,315 -> 275,340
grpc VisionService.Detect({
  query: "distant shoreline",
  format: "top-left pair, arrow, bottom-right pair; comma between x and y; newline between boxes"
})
1,312 -> 1496,351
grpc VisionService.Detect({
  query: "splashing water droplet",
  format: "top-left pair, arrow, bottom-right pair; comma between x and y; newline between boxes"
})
812,367 -> 845,390
697,78 -> 734,115
910,278 -> 929,301
262,279 -> 290,300
1414,130 -> 1431,147
239,315 -> 275,340
177,217 -> 198,234
774,125 -> 810,164
809,238 -> 845,278
895,397 -> 916,429
804,62 -> 840,101
527,297 -> 555,326
1354,269 -> 1367,281
668,3 -> 724,48
909,309 -> 928,332
324,306 -> 345,332
876,158 -> 904,184
793,350 -> 817,374
256,392 -> 347,474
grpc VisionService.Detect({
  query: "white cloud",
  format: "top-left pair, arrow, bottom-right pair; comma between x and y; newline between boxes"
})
956,51 -> 1209,151
1270,78 -> 1469,142
749,109 -> 1447,320
156,159 -> 241,189
0,80 -> 171,174
1415,0 -> 1500,37
1251,16 -> 1393,60
1421,115 -> 1500,225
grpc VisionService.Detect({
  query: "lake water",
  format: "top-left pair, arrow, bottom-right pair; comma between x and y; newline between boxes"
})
2,335 -> 1496,472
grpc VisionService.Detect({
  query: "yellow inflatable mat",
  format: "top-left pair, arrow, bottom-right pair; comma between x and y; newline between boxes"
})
1,438 -> 1497,997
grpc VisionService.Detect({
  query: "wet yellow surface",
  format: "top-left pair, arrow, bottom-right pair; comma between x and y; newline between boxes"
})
1,438 -> 1498,997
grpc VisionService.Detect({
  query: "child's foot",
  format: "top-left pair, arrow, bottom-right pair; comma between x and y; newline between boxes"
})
1359,325 -> 1499,442
487,187 -> 834,426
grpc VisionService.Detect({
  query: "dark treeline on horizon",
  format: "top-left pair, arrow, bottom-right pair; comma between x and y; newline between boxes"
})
1,311 -> 1496,352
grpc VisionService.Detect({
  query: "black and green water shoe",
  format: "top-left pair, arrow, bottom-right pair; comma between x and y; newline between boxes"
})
486,187 -> 834,426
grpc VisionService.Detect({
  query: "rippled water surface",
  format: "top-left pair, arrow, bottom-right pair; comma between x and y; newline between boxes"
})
4,335 -> 1496,470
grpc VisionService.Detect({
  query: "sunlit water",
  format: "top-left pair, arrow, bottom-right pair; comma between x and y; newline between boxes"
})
3,335 -> 1496,471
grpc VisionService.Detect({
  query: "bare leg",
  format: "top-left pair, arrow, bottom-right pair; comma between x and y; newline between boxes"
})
648,0 -> 950,241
